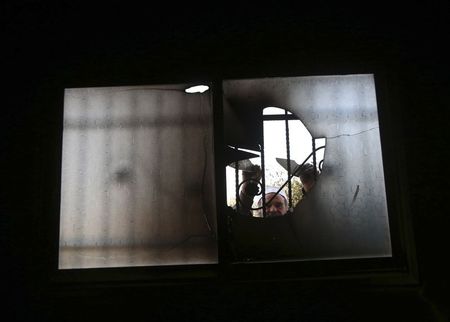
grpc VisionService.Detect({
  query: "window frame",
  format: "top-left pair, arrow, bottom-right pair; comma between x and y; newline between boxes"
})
46,70 -> 418,287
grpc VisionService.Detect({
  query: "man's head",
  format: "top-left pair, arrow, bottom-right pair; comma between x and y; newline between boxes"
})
258,187 -> 289,217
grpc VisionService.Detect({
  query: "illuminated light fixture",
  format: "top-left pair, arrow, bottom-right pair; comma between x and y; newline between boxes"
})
185,85 -> 209,93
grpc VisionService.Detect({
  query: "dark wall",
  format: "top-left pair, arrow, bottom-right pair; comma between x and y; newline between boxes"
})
3,3 -> 449,321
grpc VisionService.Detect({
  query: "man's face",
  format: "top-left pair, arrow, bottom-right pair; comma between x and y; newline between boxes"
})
262,193 -> 289,217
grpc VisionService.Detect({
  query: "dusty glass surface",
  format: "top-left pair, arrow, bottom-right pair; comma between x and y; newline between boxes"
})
59,84 -> 217,269
223,74 -> 392,260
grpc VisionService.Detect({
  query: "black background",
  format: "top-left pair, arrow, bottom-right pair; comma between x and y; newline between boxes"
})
3,2 -> 449,321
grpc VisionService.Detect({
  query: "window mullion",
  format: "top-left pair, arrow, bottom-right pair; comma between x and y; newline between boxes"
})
284,110 -> 292,209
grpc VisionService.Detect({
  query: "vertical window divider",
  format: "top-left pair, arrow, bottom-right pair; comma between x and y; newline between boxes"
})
284,109 -> 292,209
260,141 -> 266,218
234,147 -> 240,214
312,138 -> 317,182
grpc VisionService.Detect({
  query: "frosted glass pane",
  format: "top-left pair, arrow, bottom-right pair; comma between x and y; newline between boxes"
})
223,74 -> 392,260
59,84 -> 217,269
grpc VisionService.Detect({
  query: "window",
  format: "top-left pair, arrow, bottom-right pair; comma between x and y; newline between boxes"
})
223,75 -> 392,262
59,84 -> 218,269
56,74 -> 415,284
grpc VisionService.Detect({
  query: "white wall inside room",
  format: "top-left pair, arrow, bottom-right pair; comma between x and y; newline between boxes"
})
59,84 -> 217,269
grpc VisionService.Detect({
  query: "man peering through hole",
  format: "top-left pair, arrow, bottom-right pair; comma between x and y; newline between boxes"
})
257,187 -> 289,217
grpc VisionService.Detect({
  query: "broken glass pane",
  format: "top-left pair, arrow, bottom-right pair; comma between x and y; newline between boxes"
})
223,74 -> 391,261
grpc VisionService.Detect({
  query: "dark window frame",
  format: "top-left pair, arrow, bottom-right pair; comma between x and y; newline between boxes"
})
45,70 -> 419,288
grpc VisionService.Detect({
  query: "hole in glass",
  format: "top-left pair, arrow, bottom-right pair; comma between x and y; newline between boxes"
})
226,108 -> 325,216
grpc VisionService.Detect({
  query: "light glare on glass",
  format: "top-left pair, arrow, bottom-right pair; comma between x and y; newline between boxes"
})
185,85 -> 209,93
